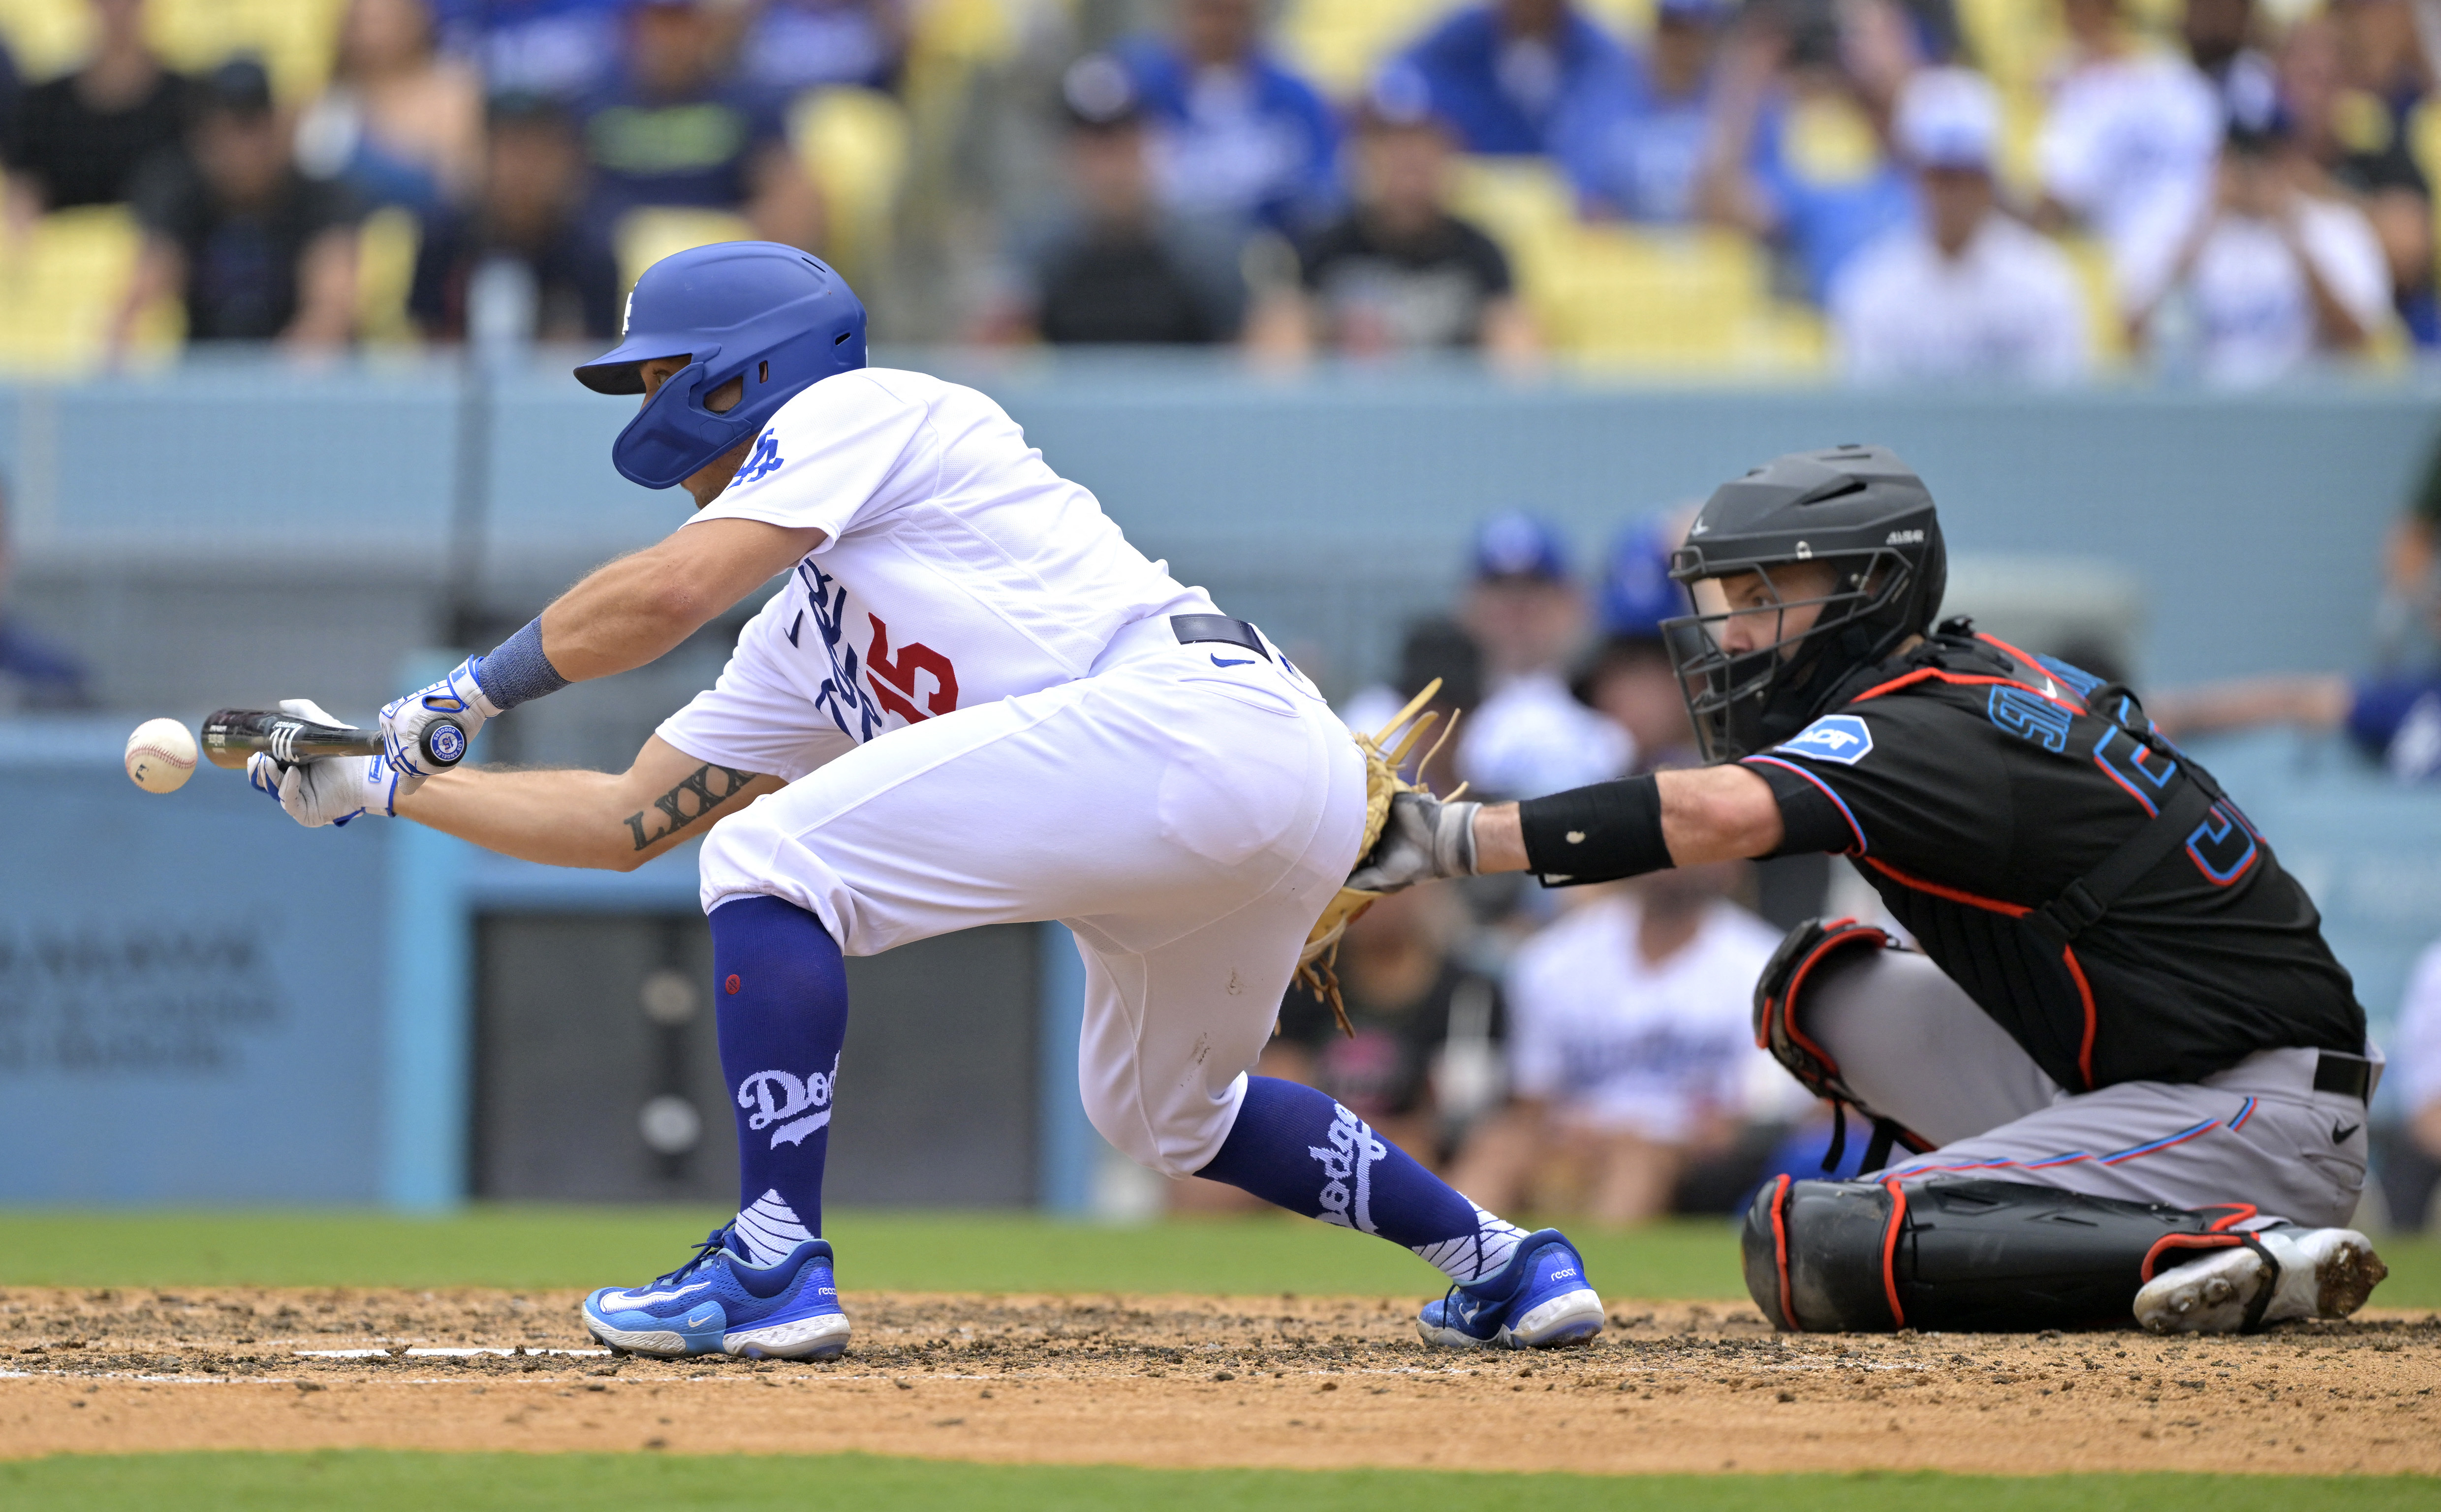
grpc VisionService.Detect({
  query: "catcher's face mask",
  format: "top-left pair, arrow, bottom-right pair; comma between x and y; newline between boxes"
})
1663,554 -> 1911,763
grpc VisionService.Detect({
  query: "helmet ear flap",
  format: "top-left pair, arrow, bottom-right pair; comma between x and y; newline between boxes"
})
611,356 -> 749,490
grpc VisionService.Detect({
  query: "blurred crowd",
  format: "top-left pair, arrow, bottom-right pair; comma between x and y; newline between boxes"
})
4,0 -> 2441,378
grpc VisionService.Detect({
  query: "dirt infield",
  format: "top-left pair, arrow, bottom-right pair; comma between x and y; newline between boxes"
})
2,1287 -> 2436,1476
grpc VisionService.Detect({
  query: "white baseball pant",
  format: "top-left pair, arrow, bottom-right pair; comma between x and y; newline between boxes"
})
696,612 -> 1371,1177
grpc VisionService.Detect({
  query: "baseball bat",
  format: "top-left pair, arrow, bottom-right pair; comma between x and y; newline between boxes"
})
200,708 -> 469,771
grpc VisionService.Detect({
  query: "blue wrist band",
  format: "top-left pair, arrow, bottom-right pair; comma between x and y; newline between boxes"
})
477,617 -> 571,711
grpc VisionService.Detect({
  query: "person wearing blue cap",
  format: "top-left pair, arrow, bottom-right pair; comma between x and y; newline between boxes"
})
1828,67 -> 2092,382
1113,0 -> 1341,238
1553,0 -> 1727,224
1453,512 -> 1631,799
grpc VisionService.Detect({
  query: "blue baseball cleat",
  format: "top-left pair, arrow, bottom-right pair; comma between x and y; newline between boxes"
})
582,1224 -> 851,1360
1417,1228 -> 1605,1350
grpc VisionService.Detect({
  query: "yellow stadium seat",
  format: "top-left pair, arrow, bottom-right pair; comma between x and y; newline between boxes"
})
793,86 -> 911,289
0,0 -> 348,99
354,204 -> 419,347
2055,232 -> 2127,368
1278,0 -> 1459,93
0,204 -> 180,372
614,206 -> 758,297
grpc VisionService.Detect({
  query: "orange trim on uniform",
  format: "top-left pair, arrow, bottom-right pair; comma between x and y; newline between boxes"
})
1769,1174 -> 1796,1332
2061,945 -> 2098,1091
1847,667 -> 2087,715
2140,1232 -> 2246,1283
1862,856 -> 2031,917
1764,920 -> 1877,1069
1879,1178 -> 1909,1329
1974,634 -> 2093,711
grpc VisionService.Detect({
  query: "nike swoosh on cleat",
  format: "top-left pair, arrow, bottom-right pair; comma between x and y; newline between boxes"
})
617,1280 -> 715,1307
2332,1120 -> 2362,1143
1210,654 -> 1255,667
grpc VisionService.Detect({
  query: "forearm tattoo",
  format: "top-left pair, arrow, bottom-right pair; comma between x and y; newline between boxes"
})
625,762 -> 759,851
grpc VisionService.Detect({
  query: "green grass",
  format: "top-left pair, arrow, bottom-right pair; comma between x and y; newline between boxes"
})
0,1208 -> 1749,1297
0,1455 -> 2431,1512
0,1207 -> 2435,1307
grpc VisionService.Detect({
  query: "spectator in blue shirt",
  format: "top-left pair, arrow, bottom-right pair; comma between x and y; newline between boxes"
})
575,0 -> 822,250
739,0 -> 906,95
1116,0 -> 1341,236
1554,0 -> 1727,222
432,0 -> 626,99
1698,6 -> 1917,303
1398,0 -> 1635,157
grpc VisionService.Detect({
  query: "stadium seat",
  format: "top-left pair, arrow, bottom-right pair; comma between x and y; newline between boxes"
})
2056,233 -> 2128,368
354,205 -> 421,347
615,207 -> 760,298
793,86 -> 912,290
0,204 -> 180,372
0,0 -> 348,98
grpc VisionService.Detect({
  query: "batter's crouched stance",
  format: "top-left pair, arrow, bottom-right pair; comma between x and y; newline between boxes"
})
1357,444 -> 2389,1335
245,244 -> 1602,1360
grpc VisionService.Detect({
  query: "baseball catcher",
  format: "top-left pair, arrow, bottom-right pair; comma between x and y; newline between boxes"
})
1355,444 -> 2389,1334
245,243 -> 1602,1359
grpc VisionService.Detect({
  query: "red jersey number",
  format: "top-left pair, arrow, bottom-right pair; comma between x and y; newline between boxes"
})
865,614 -> 959,723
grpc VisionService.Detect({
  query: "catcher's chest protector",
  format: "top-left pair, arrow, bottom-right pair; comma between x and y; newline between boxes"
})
1741,1176 -> 2269,1333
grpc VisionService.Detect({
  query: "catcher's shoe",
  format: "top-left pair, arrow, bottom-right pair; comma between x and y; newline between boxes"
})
2133,1227 -> 2386,1335
583,1223 -> 851,1360
1417,1229 -> 1605,1350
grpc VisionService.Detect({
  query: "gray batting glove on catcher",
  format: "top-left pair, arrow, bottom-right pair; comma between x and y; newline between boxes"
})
379,654 -> 496,792
245,699 -> 400,828
1346,790 -> 1480,893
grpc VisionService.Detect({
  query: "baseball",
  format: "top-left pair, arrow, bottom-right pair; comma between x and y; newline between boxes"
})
125,717 -> 198,794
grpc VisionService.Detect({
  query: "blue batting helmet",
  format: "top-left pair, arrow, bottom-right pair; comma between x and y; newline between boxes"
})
576,241 -> 868,490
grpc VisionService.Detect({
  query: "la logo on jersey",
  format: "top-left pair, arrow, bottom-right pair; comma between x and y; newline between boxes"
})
735,430 -> 784,487
1777,714 -> 1874,765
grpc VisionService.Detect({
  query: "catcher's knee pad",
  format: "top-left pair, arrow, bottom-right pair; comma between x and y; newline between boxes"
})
1752,917 -> 1928,1168
1741,1176 -> 2256,1333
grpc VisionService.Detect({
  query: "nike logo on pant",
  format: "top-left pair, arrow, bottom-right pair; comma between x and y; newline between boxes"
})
2331,1120 -> 2362,1143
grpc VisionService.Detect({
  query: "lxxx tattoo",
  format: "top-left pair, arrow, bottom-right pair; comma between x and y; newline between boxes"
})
626,763 -> 759,850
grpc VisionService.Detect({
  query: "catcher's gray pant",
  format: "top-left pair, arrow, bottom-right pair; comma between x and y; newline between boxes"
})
1804,951 -> 2376,1230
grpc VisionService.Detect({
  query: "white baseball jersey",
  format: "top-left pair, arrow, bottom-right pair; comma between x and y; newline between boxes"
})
1830,213 -> 2093,385
1504,893 -> 1785,1142
659,368 -> 1207,779
652,363 -> 1372,1181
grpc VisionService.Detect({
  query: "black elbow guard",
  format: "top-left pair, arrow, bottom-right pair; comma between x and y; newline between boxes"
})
1517,774 -> 1672,887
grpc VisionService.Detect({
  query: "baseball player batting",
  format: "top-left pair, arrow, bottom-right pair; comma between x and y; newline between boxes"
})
245,243 -> 1602,1361
1356,444 -> 2390,1335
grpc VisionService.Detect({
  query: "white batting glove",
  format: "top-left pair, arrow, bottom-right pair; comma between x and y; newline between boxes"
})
1346,790 -> 1480,893
244,699 -> 399,828
379,655 -> 496,791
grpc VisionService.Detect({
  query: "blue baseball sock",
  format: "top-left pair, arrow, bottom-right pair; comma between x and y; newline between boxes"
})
1197,1076 -> 1529,1285
710,894 -> 848,1267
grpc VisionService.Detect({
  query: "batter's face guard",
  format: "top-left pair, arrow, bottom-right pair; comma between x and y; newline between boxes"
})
577,241 -> 869,491
1662,445 -> 1945,763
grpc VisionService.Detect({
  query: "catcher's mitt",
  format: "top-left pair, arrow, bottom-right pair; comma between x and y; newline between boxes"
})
1296,679 -> 1464,1036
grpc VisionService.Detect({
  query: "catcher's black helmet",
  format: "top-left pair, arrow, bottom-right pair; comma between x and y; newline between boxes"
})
1663,444 -> 1946,762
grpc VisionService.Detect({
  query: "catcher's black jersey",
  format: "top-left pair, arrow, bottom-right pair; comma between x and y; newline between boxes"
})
1746,631 -> 2365,1092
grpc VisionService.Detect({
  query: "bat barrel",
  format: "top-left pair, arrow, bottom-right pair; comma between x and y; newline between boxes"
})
201,708 -> 389,770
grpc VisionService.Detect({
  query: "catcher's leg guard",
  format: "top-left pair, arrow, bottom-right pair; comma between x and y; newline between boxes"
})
1741,1175 -> 2265,1332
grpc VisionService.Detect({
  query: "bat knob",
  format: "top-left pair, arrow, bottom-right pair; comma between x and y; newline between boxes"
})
421,717 -> 469,769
